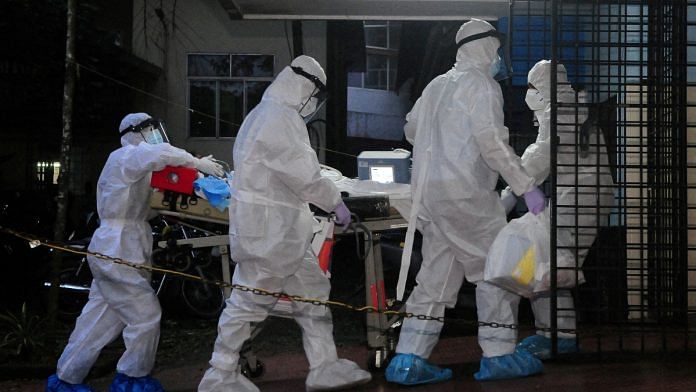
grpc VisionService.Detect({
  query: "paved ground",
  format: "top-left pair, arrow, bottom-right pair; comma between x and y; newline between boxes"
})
4,331 -> 696,392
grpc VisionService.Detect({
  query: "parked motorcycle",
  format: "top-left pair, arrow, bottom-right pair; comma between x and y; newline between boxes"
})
46,214 -> 227,320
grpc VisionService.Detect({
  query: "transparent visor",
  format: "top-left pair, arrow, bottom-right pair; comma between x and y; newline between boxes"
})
301,92 -> 328,123
120,118 -> 169,144
140,125 -> 168,144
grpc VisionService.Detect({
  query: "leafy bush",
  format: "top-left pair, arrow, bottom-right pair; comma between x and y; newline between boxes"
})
0,303 -> 45,359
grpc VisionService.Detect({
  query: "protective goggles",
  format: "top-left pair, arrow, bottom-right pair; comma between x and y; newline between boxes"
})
119,117 -> 170,144
291,66 -> 328,103
455,30 -> 506,50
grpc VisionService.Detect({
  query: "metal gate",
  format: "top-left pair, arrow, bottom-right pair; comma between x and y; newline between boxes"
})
504,0 -> 695,354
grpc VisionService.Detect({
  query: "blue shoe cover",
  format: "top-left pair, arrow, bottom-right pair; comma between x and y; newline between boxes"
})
474,348 -> 543,381
109,373 -> 164,392
46,374 -> 94,392
385,353 -> 453,385
517,335 -> 578,360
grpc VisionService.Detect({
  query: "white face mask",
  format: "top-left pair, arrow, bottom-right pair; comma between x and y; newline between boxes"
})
299,96 -> 318,118
525,89 -> 546,111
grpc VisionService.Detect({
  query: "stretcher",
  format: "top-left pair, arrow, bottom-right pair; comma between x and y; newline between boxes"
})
149,166 -> 412,371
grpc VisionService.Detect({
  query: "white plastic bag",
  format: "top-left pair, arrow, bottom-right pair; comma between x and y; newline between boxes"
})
484,210 -> 550,298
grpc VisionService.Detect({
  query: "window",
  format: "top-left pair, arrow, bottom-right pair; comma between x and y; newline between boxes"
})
348,21 -> 401,90
35,161 -> 60,188
188,54 -> 274,138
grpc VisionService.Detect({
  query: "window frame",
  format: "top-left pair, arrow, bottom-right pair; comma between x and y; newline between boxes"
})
352,21 -> 401,91
186,53 -> 275,139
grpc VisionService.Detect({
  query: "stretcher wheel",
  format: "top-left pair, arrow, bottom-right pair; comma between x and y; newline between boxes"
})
367,348 -> 392,372
242,359 -> 265,379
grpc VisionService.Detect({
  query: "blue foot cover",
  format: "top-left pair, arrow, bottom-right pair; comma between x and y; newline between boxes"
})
46,374 -> 94,392
385,353 -> 453,385
474,348 -> 544,381
109,373 -> 164,392
517,335 -> 578,360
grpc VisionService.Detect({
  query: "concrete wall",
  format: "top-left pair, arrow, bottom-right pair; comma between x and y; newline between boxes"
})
132,0 -> 327,167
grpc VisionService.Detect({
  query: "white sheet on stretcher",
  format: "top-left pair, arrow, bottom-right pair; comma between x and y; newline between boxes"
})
188,175 -> 413,221
332,177 -> 412,220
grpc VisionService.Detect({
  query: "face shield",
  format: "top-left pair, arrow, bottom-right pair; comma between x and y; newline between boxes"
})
291,66 -> 328,122
455,29 -> 511,81
119,117 -> 170,144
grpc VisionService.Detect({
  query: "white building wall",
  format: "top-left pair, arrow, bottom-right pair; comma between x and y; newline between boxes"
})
132,0 -> 327,167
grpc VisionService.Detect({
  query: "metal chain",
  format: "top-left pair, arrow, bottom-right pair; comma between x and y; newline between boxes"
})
1,226 -> 576,333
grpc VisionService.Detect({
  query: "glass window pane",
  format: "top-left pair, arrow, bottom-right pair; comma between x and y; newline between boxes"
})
389,23 -> 402,49
365,25 -> 388,47
188,54 -> 230,77
189,81 -> 217,137
231,55 -> 274,77
219,81 -> 244,137
246,81 -> 271,114
365,54 -> 388,89
347,72 -> 363,88
388,57 -> 399,90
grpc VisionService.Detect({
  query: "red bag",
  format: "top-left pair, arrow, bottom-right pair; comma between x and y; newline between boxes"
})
150,166 -> 198,194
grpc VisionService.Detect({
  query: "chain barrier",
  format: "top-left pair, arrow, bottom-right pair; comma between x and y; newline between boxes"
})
1,226 -> 576,334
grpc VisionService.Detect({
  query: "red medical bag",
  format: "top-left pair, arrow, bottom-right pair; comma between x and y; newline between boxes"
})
150,166 -> 198,194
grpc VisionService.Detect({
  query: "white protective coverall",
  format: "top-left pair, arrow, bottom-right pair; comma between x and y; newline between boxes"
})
198,56 -> 371,392
395,19 -> 537,360
56,113 -> 207,383
481,60 -> 615,357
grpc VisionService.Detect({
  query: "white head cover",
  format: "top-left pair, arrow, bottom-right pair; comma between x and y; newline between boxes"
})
119,112 -> 152,147
527,60 -> 570,102
455,19 -> 500,71
290,55 -> 327,117
260,55 -> 327,119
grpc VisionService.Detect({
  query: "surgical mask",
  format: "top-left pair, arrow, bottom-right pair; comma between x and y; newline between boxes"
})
140,126 -> 165,144
489,56 -> 502,79
299,96 -> 318,118
303,98 -> 327,124
525,89 -> 546,111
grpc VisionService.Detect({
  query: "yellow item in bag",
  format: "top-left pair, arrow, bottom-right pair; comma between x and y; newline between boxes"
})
512,245 -> 536,285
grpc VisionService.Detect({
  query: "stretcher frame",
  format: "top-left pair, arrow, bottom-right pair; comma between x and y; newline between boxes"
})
151,193 -> 408,370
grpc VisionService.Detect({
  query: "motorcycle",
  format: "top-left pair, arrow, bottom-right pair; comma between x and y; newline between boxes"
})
46,214 -> 227,320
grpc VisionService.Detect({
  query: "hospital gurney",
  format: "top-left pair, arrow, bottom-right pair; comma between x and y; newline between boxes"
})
150,166 -> 413,372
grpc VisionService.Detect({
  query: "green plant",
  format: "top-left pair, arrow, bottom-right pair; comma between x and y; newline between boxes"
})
0,303 -> 45,359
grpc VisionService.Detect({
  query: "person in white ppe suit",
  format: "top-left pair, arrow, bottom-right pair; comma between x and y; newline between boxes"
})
47,113 -> 224,392
487,60 -> 614,365
384,19 -> 546,386
198,55 -> 372,392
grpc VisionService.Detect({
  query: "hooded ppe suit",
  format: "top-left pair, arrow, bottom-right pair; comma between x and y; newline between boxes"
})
386,19 -> 539,385
198,55 -> 371,392
49,113 -> 222,391
481,60 -> 615,362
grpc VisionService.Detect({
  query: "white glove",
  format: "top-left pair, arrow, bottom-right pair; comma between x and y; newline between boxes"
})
195,155 -> 225,177
500,186 -> 517,215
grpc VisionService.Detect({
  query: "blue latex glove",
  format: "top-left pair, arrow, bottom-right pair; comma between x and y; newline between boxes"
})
517,335 -> 578,360
474,348 -> 543,381
523,187 -> 546,215
332,201 -> 352,228
385,353 -> 453,385
109,373 -> 164,392
46,374 -> 94,392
